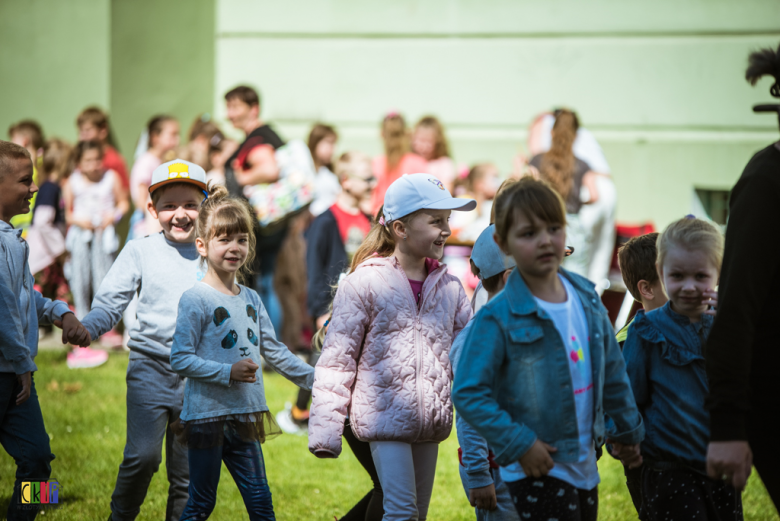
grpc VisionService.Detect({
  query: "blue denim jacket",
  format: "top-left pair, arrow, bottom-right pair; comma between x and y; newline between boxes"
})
452,268 -> 644,467
622,302 -> 713,468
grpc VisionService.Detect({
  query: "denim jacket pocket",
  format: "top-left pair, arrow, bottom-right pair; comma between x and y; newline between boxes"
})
508,326 -> 546,363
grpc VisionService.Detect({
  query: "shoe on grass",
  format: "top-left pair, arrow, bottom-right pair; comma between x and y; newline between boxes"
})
275,403 -> 305,435
67,347 -> 108,369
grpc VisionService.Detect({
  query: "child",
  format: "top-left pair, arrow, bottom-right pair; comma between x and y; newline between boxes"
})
0,140 -> 90,521
369,113 -> 429,215
308,123 -> 341,217
452,224 -> 518,521
8,120 -> 45,233
452,177 -> 644,521
411,116 -> 457,193
76,106 -> 129,190
451,163 -> 499,242
80,159 -> 208,520
309,173 -> 476,521
622,217 -> 741,520
170,185 -> 314,519
128,115 -> 180,240
63,140 -> 128,364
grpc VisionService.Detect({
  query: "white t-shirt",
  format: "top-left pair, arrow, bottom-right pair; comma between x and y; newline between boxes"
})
500,275 -> 600,490
309,166 -> 341,217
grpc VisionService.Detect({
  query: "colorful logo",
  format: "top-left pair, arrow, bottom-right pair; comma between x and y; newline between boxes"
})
21,481 -> 59,504
427,178 -> 445,190
167,162 -> 190,179
569,335 -> 585,363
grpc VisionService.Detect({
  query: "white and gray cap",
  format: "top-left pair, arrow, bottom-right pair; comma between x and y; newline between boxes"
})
381,173 -> 476,223
149,159 -> 208,194
471,224 -> 516,280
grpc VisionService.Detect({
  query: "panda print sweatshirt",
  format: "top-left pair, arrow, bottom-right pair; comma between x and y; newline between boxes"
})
171,281 -> 314,421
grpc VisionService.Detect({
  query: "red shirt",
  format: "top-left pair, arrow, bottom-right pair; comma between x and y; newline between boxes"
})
103,145 -> 129,189
329,203 -> 371,261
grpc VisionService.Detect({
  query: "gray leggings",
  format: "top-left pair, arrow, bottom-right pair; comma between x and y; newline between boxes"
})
66,226 -> 115,319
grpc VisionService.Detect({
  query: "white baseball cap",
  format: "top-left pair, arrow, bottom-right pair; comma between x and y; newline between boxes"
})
471,224 -> 516,280
149,159 -> 208,194
382,174 -> 476,222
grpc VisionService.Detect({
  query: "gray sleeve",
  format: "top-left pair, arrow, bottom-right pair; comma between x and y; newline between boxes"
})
170,291 -> 232,386
256,294 -> 314,390
81,242 -> 141,339
0,271 -> 36,374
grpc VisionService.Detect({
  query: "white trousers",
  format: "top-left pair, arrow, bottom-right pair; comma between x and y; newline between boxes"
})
370,441 -> 439,521
579,175 -> 617,292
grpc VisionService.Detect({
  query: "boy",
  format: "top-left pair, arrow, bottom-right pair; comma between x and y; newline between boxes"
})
452,224 -> 519,521
0,141 -> 90,521
80,159 -> 207,521
76,107 -> 129,190
277,151 -> 375,434
616,233 -> 667,347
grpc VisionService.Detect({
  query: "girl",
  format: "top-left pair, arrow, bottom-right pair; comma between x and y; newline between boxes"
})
451,163 -> 499,242
369,113 -> 429,215
128,115 -> 180,240
411,116 -> 457,193
622,217 -> 742,520
170,184 -> 314,520
452,177 -> 643,521
76,106 -> 129,190
308,123 -> 340,217
527,109 -> 598,278
309,173 -> 475,521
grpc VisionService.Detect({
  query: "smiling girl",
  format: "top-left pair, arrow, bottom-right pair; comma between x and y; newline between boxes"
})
170,185 -> 313,520
622,217 -> 742,520
309,174 -> 475,521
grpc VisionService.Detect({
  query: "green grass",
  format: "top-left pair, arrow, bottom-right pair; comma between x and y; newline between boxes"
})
1,349 -> 777,520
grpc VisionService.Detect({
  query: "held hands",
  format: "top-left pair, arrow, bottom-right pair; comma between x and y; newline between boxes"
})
609,441 -> 643,469
16,371 -> 31,405
230,358 -> 259,383
519,439 -> 557,478
702,289 -> 718,316
707,441 -> 753,491
56,313 -> 91,347
469,484 -> 497,511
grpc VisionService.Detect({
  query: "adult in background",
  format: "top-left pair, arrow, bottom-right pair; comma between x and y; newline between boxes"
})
705,43 -> 780,510
223,85 -> 286,334
527,109 -> 617,293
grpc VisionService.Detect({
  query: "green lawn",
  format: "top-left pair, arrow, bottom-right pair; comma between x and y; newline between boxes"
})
1,349 -> 777,520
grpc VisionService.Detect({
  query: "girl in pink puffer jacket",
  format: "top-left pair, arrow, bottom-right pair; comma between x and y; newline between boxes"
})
309,174 -> 475,521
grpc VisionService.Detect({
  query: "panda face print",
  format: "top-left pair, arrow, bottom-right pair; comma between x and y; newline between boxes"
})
221,330 -> 238,349
247,328 -> 259,346
213,307 -> 230,326
246,305 -> 257,323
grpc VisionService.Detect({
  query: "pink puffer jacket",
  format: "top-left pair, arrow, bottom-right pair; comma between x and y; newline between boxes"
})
308,255 -> 472,456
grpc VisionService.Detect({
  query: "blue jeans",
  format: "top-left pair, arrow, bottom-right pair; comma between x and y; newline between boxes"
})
0,373 -> 55,521
255,273 -> 282,336
179,427 -> 274,521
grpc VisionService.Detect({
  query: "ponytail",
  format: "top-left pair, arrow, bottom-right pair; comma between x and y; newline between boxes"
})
538,109 -> 579,202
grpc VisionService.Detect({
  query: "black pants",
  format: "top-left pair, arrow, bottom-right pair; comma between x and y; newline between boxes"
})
505,476 -> 598,521
641,466 -> 743,521
750,408 -> 780,510
625,464 -> 644,518
340,421 -> 384,521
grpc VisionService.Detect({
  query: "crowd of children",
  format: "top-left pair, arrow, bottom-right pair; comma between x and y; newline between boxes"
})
2,54 -> 778,519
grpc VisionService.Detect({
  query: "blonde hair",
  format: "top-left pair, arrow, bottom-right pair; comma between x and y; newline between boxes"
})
493,177 -> 566,244
196,183 -> 257,283
349,206 -> 419,273
656,217 -> 724,272
381,113 -> 409,172
413,116 -> 450,160
334,151 -> 371,181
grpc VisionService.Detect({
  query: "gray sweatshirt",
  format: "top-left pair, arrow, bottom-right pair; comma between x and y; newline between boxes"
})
1,221 -> 71,374
171,282 -> 314,421
81,232 -> 203,361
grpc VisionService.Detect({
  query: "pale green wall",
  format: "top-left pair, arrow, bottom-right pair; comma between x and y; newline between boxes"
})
213,0 -> 780,229
0,0 -> 110,143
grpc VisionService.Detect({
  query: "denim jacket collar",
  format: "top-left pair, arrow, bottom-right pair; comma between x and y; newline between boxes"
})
505,267 -> 598,317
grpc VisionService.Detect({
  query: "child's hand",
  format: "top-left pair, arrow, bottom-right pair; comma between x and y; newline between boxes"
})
16,371 -> 31,405
609,440 -> 643,469
519,439 -> 557,477
99,213 -> 114,230
469,484 -> 497,511
59,313 -> 91,347
702,289 -> 718,316
231,358 -> 259,383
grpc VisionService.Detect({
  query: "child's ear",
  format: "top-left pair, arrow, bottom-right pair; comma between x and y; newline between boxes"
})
637,280 -> 653,301
502,268 -> 512,285
147,200 -> 159,219
195,237 -> 207,258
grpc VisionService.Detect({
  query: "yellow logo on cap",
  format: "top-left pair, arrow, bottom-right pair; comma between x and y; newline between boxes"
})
168,162 -> 190,179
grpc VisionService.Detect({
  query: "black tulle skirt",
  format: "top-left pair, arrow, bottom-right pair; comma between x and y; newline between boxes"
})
172,412 -> 282,449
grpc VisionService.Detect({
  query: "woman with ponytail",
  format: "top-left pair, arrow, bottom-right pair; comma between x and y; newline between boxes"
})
370,113 -> 429,215
705,43 -> 780,508
528,109 -> 597,277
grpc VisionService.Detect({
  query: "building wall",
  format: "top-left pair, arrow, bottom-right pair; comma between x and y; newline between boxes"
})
214,0 -> 780,228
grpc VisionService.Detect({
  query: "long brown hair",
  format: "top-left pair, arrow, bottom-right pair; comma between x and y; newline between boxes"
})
307,123 -> 338,170
414,116 -> 450,159
196,183 -> 257,283
349,205 -> 418,273
381,113 -> 408,172
147,115 -> 177,149
538,109 -> 579,202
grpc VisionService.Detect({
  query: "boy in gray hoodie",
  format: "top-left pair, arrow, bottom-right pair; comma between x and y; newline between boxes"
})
80,159 -> 209,521
0,141 -> 90,521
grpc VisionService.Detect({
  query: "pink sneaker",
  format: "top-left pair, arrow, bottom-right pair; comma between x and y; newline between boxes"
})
67,347 -> 108,369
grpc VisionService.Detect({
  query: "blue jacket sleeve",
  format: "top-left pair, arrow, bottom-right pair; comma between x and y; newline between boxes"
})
170,292 -> 232,386
452,310 -> 538,467
601,314 -> 644,444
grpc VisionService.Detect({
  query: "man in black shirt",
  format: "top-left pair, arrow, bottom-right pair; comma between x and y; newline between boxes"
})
223,85 -> 286,334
